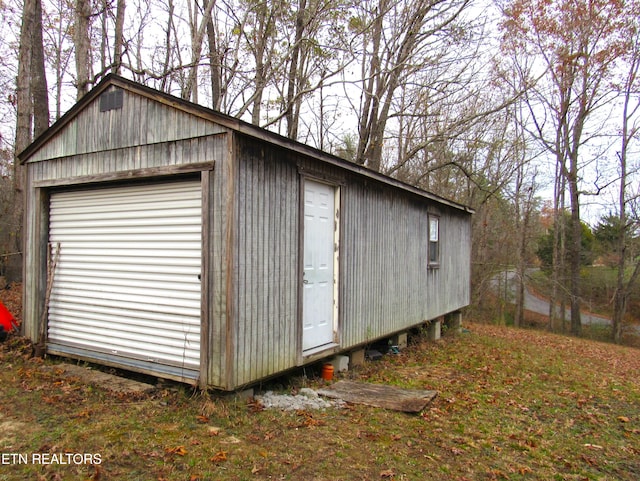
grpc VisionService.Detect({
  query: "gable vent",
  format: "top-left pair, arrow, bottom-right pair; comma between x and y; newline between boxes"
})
99,89 -> 124,112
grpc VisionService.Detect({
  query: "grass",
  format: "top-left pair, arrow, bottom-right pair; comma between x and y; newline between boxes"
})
0,323 -> 639,481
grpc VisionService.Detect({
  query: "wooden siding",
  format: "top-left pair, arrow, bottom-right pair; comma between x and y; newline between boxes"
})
226,142 -> 471,388
293,155 -> 470,351
229,138 -> 299,387
22,175 -> 48,341
26,87 -> 224,163
206,133 -> 236,389
340,182 -> 470,347
28,137 -> 222,186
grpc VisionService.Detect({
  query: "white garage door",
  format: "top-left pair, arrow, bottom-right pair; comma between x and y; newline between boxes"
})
47,180 -> 202,380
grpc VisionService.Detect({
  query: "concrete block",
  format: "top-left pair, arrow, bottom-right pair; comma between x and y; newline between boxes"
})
331,355 -> 349,372
427,318 -> 441,341
225,387 -> 254,401
349,349 -> 366,368
390,332 -> 408,350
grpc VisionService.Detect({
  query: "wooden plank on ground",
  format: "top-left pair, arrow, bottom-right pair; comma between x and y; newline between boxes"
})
317,380 -> 437,413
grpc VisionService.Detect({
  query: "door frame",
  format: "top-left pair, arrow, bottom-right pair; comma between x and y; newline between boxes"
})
297,175 -> 341,360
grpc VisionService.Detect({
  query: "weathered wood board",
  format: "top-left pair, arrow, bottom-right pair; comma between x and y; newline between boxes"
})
317,380 -> 437,413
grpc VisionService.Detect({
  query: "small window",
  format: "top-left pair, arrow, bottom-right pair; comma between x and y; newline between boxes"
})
428,215 -> 439,266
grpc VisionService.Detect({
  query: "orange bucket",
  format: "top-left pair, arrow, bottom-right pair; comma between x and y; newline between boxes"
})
321,363 -> 334,381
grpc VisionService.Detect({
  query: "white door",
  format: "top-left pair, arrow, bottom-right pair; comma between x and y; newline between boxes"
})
302,179 -> 338,352
47,180 -> 202,379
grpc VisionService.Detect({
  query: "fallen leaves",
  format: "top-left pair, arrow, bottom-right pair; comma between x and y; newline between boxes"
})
165,444 -> 229,465
580,454 -> 599,467
379,468 -> 395,478
247,399 -> 264,413
295,411 -> 326,428
165,446 -> 188,456
210,451 -> 227,463
450,446 -> 464,455
85,465 -> 101,481
2,312 -> 639,481
517,466 -> 532,475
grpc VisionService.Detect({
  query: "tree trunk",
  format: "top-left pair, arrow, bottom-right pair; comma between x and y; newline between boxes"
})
205,0 -> 221,109
514,170 -> 533,329
100,0 -> 107,74
567,161 -> 582,335
16,0 -> 34,161
11,0 -> 49,283
355,0 -> 384,166
75,0 -> 92,98
286,0 -> 307,140
182,0 -> 217,101
355,0 -> 440,172
611,41 -> 640,342
160,0 -> 174,92
248,1 -> 278,126
613,141 -> 627,343
32,0 -> 49,137
549,155 -> 565,331
112,0 -> 126,74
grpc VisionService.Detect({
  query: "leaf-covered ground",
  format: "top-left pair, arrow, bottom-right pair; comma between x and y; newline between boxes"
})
0,287 -> 638,480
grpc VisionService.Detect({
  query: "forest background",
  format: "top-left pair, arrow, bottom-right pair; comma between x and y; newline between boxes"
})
0,0 -> 639,343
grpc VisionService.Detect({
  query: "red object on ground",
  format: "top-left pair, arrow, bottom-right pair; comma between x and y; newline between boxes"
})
0,301 -> 15,331
321,363 -> 334,381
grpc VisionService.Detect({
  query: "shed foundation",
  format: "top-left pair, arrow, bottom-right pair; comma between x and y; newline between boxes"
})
427,318 -> 442,341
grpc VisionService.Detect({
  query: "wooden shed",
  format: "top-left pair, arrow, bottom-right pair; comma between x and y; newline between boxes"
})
19,75 -> 472,390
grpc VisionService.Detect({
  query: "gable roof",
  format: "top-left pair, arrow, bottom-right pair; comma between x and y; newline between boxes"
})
19,74 -> 473,214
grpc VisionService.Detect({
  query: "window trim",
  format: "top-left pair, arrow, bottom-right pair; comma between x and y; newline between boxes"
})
428,215 -> 440,267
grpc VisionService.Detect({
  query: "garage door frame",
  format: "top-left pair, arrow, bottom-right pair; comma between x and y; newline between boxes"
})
42,175 -> 208,385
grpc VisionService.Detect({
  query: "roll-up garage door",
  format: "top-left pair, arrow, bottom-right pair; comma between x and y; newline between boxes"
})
47,180 -> 202,380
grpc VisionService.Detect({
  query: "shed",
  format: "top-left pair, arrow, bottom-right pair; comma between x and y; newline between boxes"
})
19,75 -> 472,390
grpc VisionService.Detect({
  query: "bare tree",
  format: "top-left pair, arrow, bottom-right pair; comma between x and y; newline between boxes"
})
74,0 -> 92,97
15,0 -> 49,169
32,0 -> 49,137
205,0 -> 222,109
612,15 -> 640,343
112,0 -> 126,74
237,0 -> 285,124
11,0 -> 49,282
182,0 -> 217,102
43,0 -> 75,120
512,143 -> 538,328
500,0 -> 633,335
283,0 -> 307,139
350,0 -> 472,172
15,0 -> 35,162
